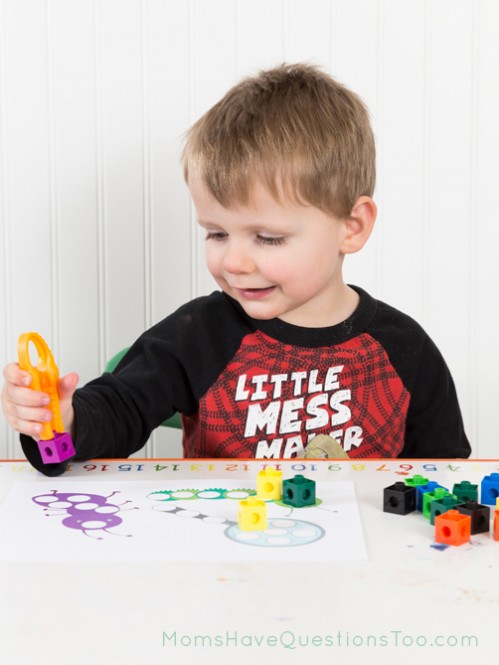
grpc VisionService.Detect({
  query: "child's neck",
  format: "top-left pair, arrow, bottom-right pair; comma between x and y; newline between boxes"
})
279,283 -> 360,329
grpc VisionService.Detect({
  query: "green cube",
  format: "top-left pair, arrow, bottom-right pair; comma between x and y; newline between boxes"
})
430,496 -> 464,525
422,488 -> 455,520
405,474 -> 429,488
452,480 -> 478,503
282,475 -> 316,507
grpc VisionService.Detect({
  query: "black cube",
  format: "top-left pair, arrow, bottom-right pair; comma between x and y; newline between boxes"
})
383,482 -> 416,515
456,500 -> 490,534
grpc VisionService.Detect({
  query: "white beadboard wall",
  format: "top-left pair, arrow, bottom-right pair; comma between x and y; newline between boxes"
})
1,0 -> 498,459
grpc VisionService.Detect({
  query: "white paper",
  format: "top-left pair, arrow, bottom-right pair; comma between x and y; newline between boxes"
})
0,479 -> 367,562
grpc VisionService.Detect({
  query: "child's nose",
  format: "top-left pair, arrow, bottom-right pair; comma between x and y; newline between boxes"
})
222,241 -> 255,274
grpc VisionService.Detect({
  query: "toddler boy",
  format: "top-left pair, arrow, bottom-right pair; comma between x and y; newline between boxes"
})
1,64 -> 470,475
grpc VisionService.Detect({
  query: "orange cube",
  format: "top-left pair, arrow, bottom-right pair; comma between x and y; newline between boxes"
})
434,509 -> 471,547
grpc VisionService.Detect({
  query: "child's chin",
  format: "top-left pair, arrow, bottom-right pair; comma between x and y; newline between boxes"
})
238,302 -> 280,321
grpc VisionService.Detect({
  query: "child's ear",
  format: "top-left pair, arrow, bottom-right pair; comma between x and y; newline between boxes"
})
340,196 -> 377,255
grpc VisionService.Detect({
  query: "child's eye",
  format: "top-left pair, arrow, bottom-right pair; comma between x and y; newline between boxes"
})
205,231 -> 227,242
257,235 -> 286,246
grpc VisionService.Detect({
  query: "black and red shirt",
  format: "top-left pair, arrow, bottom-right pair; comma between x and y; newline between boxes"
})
21,286 -> 471,475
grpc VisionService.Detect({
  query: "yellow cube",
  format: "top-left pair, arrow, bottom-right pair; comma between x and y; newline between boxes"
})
238,497 -> 268,531
256,468 -> 283,501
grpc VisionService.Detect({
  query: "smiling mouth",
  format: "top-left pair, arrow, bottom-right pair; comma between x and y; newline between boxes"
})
235,286 -> 276,299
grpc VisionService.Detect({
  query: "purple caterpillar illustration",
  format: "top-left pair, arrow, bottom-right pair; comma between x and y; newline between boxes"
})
32,490 -> 137,539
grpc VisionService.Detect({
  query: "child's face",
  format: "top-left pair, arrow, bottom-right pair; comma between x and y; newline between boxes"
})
190,178 -> 351,328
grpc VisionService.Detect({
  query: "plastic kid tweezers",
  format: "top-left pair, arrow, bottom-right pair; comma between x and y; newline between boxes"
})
17,332 -> 75,464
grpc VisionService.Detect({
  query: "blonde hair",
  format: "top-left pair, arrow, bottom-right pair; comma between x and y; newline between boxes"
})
182,63 -> 375,219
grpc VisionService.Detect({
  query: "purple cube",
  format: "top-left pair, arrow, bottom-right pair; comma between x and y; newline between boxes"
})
37,432 -> 75,464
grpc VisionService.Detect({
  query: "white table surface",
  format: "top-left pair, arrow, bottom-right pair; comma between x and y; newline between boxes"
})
0,458 -> 497,665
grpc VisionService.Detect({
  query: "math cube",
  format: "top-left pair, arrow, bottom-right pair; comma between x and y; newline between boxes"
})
430,496 -> 463,525
405,475 -> 429,488
282,475 -> 316,507
422,488 -> 454,520
257,468 -> 283,501
37,432 -> 75,465
434,510 -> 471,547
416,481 -> 447,512
456,501 -> 490,535
238,497 -> 267,531
452,480 -> 478,503
494,510 -> 499,542
480,474 -> 499,506
383,482 -> 416,515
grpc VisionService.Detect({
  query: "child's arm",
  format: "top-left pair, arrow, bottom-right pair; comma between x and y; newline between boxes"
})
1,362 -> 79,439
399,336 -> 471,458
4,293 -> 246,474
2,304 -> 201,475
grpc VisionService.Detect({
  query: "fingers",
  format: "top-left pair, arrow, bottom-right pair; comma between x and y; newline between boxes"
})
3,361 -> 32,387
6,406 -> 53,439
2,364 -> 79,438
58,372 -> 79,402
57,373 -> 78,434
1,362 -> 51,438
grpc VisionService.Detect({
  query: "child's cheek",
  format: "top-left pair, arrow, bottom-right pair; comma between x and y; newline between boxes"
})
205,251 -> 221,278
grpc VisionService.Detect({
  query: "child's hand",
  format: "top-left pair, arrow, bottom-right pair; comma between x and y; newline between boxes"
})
1,363 -> 79,439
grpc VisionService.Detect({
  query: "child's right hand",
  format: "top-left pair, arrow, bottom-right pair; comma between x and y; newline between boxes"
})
1,363 -> 79,440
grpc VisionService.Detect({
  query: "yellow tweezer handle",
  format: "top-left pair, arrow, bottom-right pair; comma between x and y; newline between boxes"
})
17,332 -> 65,440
